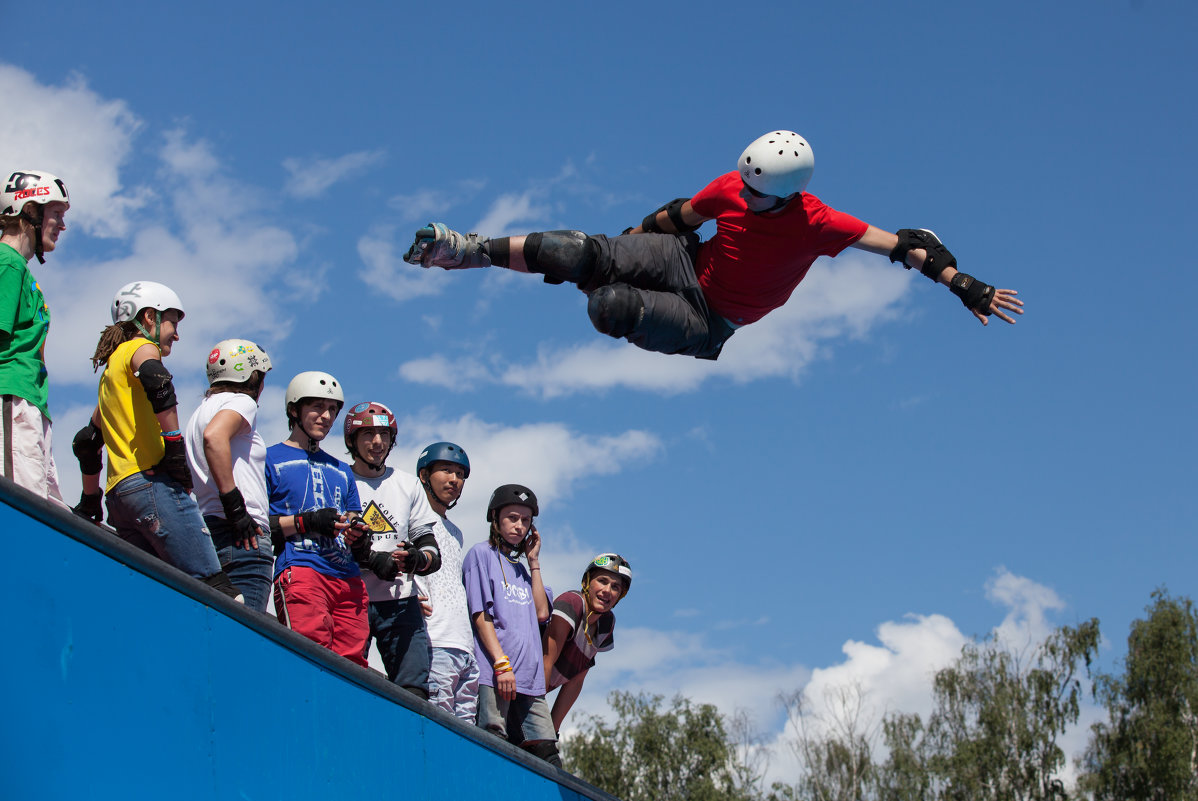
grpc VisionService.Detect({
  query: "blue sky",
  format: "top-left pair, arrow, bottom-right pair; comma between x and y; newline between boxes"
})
6,0 -> 1196,785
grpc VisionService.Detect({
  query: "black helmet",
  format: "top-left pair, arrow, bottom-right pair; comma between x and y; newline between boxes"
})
583,553 -> 632,597
486,484 -> 538,521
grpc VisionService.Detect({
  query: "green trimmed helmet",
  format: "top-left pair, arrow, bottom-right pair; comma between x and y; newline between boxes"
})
583,553 -> 632,597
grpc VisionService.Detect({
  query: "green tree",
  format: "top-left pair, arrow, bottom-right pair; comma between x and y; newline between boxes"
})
562,691 -> 762,801
1079,589 -> 1198,801
775,683 -> 878,801
924,619 -> 1100,801
875,712 -> 934,801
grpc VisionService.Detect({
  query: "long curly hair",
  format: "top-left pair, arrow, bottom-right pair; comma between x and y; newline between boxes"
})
90,321 -> 142,372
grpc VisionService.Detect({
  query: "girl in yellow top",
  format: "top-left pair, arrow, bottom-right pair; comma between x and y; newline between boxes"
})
71,281 -> 240,599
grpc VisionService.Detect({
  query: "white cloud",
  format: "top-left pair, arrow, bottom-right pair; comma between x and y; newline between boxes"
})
473,190 -> 553,237
356,223 -> 447,303
282,149 -> 386,198
0,63 -> 145,238
398,253 -> 912,397
41,127 -> 304,391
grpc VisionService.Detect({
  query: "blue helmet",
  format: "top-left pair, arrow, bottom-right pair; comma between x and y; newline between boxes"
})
417,441 -> 470,479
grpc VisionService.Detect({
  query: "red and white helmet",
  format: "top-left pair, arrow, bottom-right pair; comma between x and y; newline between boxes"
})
738,131 -> 814,198
1,170 -> 70,218
206,339 -> 273,385
343,400 -> 398,459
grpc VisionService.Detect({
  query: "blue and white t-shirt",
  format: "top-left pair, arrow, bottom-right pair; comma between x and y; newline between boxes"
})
265,442 -> 362,579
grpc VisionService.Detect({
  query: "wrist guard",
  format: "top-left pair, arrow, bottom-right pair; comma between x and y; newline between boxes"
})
367,550 -> 399,581
72,421 -> 105,475
296,507 -> 340,538
157,435 -> 192,491
949,272 -> 995,314
72,489 -> 104,523
398,544 -> 427,574
890,229 -> 956,282
220,488 -> 259,545
269,515 -> 287,555
136,359 -> 178,414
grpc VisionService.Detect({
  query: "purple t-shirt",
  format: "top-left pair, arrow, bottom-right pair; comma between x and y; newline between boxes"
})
463,542 -> 553,696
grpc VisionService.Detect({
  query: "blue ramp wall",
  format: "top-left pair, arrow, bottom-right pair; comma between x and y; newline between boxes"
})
0,479 -> 616,801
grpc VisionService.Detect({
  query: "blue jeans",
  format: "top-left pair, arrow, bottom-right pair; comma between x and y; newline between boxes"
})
429,647 -> 479,723
106,471 -> 222,579
368,598 -> 432,698
205,515 -> 273,612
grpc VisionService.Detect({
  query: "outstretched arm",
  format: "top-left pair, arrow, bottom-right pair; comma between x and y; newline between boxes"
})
851,225 -> 1023,325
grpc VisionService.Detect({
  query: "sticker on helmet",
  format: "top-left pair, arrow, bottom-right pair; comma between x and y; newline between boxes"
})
370,415 -> 390,426
207,348 -> 221,365
593,555 -> 614,567
352,402 -> 370,413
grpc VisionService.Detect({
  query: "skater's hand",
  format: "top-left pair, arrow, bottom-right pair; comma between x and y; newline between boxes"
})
403,226 -> 436,265
418,595 -> 433,617
73,489 -> 104,523
973,288 -> 1023,326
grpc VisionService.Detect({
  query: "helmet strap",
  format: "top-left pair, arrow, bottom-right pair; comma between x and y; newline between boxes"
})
20,207 -> 45,264
133,310 -> 163,346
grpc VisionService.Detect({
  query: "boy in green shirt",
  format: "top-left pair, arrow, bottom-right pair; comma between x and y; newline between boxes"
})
0,170 -> 70,502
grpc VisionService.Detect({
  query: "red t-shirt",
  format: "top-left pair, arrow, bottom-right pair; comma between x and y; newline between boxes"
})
689,171 -> 869,324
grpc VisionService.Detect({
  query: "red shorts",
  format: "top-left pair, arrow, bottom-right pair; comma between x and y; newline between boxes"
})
274,565 -> 369,666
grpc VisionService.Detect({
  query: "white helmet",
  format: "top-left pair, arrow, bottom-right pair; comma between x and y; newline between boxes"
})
1,170 -> 70,217
206,339 -> 273,385
286,371 -> 344,409
111,281 -> 185,324
738,131 -> 814,198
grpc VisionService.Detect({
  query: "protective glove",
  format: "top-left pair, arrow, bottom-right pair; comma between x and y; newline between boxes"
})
295,507 -> 341,538
73,489 -> 104,523
219,487 -> 261,549
367,550 -> 399,581
155,435 -> 193,492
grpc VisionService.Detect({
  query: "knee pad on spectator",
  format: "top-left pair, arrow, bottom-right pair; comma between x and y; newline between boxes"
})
524,740 -> 562,768
524,230 -> 596,286
588,283 -> 645,339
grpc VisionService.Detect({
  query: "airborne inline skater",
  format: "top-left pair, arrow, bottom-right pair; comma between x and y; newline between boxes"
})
405,130 -> 1022,360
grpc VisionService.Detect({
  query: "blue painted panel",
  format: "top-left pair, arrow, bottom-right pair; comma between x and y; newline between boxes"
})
0,480 -> 613,801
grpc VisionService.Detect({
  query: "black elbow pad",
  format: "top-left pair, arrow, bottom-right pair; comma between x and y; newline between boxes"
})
136,359 -> 178,413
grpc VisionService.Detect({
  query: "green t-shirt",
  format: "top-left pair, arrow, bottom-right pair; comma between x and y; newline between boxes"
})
0,243 -> 51,419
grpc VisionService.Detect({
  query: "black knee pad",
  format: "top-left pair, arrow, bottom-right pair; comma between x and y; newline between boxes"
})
524,230 -> 596,286
524,740 -> 562,768
588,283 -> 645,339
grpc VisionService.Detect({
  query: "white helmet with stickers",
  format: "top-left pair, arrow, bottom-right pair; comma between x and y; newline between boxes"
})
206,339 -> 273,385
111,281 -> 186,324
1,170 -> 70,217
738,131 -> 814,198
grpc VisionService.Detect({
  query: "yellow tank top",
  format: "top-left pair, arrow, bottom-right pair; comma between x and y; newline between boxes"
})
99,337 -> 166,492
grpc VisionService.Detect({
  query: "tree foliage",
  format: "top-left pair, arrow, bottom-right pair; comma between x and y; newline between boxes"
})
923,619 -> 1099,801
562,691 -> 762,801
1079,589 -> 1198,801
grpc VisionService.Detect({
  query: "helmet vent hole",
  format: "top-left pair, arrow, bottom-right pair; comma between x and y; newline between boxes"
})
777,150 -> 784,155
745,156 -> 752,164
754,168 -> 762,175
